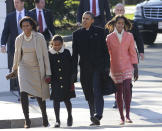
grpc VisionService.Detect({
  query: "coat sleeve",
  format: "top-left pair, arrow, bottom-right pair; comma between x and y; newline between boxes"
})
39,36 -> 51,76
1,15 -> 10,46
104,0 -> 112,21
47,10 -> 55,35
131,21 -> 144,53
77,0 -> 84,23
12,37 -> 20,71
102,30 -> 110,69
72,32 -> 79,74
128,34 -> 138,64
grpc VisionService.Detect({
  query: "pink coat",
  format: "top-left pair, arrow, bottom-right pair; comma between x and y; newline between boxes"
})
106,31 -> 138,83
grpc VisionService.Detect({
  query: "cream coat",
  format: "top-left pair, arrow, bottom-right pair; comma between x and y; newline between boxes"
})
12,31 -> 51,100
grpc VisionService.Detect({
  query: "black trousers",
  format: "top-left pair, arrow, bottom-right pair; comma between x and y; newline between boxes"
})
80,66 -> 95,117
8,52 -> 20,92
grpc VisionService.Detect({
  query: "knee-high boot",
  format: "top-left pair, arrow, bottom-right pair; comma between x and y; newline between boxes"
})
20,92 -> 31,128
36,97 -> 49,127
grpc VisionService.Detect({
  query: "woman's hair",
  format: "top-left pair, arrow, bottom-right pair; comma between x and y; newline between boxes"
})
20,16 -> 38,32
105,15 -> 132,32
49,35 -> 63,47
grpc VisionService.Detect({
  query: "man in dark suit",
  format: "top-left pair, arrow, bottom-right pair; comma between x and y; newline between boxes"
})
1,0 -> 35,94
30,0 -> 55,43
72,11 -> 110,125
77,0 -> 112,28
112,3 -> 144,108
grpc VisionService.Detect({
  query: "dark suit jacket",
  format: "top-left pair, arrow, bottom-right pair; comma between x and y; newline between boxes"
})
77,0 -> 111,26
72,25 -> 110,74
1,10 -> 35,69
1,10 -> 34,54
30,8 -> 55,41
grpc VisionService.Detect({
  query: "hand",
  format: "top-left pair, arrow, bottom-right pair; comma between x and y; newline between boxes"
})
133,64 -> 138,82
1,46 -> 6,53
6,70 -> 17,80
45,75 -> 51,84
140,53 -> 144,60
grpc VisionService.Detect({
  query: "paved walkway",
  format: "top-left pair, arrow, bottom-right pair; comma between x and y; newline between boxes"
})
0,40 -> 162,130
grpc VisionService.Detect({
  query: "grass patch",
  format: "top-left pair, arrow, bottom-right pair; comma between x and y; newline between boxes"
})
125,14 -> 134,20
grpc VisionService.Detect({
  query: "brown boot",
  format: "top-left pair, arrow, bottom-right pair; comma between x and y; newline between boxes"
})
20,92 -> 31,128
36,97 -> 49,127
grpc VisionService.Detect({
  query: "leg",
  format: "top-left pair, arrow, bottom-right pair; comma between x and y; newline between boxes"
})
20,92 -> 31,128
64,99 -> 73,126
80,67 -> 95,118
113,93 -> 118,108
123,79 -> 132,123
53,101 -> 60,127
92,71 -> 104,120
116,83 -> 125,124
36,97 -> 49,127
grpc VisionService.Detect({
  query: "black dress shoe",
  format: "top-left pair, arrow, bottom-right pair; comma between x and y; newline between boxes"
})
67,115 -> 73,126
113,101 -> 118,108
90,116 -> 100,125
54,121 -> 60,128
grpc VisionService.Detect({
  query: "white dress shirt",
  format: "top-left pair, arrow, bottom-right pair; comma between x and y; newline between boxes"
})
16,9 -> 25,26
90,0 -> 100,16
36,7 -> 47,32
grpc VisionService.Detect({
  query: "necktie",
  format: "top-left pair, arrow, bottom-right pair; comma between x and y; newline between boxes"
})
38,10 -> 43,33
17,12 -> 22,34
92,0 -> 96,16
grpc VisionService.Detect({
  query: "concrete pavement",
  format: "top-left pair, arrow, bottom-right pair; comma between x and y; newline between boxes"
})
0,38 -> 162,130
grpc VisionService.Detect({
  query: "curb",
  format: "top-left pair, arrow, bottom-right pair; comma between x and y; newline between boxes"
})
0,117 -> 42,129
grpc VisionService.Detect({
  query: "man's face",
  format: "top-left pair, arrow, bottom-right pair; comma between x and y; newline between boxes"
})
36,0 -> 45,9
82,14 -> 94,29
14,0 -> 24,11
114,5 -> 125,15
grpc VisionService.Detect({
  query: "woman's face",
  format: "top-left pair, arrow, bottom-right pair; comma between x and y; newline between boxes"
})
115,18 -> 125,33
52,40 -> 63,52
21,21 -> 32,35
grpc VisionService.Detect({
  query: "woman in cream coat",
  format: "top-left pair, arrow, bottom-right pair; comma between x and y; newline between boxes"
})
12,16 -> 51,128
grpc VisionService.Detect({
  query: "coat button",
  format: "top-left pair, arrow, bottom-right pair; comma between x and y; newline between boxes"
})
61,85 -> 63,88
60,77 -> 62,80
59,68 -> 61,71
57,60 -> 60,63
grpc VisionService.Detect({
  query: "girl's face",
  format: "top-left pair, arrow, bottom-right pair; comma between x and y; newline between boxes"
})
115,18 -> 125,33
52,40 -> 63,52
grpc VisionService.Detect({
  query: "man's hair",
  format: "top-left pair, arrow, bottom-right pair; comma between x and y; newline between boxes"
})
19,0 -> 25,2
34,0 -> 40,3
83,11 -> 95,19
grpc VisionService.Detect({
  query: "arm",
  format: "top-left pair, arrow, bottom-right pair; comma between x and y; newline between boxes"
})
1,15 -> 10,53
77,0 -> 83,23
129,34 -> 139,81
72,32 -> 79,82
131,21 -> 144,60
104,0 -> 112,21
47,10 -> 55,35
39,36 -> 51,76
12,38 -> 20,71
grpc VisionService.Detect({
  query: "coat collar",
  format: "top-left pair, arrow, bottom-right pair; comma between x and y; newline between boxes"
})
49,46 -> 64,54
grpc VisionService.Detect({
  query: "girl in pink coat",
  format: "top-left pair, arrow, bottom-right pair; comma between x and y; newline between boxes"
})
106,15 -> 138,125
